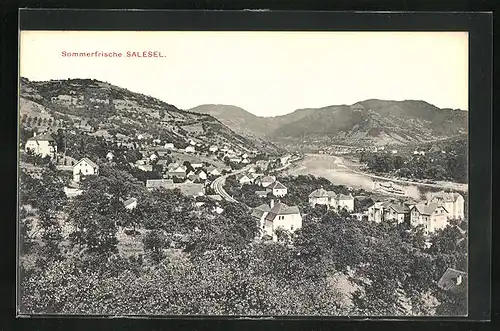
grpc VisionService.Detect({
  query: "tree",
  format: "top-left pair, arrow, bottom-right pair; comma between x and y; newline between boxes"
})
67,189 -> 118,256
53,128 -> 66,153
19,207 -> 34,254
37,209 -> 64,262
143,230 -> 168,263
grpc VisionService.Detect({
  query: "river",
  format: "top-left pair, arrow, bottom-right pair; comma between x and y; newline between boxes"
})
285,154 -> 467,200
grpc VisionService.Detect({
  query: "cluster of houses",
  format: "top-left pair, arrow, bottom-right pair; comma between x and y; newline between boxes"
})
308,187 -> 355,212
161,161 -> 223,183
234,171 -> 289,198
366,191 -> 465,234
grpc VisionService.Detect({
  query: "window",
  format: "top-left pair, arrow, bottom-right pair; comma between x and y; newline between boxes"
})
290,225 -> 294,231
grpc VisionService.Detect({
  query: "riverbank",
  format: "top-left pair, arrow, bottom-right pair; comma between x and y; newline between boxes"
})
285,154 -> 467,200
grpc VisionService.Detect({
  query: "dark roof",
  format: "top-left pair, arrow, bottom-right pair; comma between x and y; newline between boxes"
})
388,203 -> 410,214
27,133 -> 55,141
437,268 -> 467,293
413,202 -> 448,215
251,203 -> 271,219
264,202 -> 301,221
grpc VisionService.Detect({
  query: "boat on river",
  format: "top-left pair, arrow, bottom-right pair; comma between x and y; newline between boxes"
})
373,181 -> 406,196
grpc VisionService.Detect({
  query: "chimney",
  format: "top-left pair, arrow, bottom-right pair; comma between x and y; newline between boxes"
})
455,275 -> 463,286
33,132 -> 37,137
270,199 -> 274,208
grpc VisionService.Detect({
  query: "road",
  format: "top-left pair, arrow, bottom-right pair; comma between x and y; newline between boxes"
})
211,165 -> 254,203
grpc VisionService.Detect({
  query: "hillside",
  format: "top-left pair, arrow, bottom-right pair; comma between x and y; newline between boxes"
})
191,100 -> 468,147
19,78 -> 281,154
189,104 -> 272,139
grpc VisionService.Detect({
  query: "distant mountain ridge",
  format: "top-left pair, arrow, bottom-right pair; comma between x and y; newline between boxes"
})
190,99 -> 467,146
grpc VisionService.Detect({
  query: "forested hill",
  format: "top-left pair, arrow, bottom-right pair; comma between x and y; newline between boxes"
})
191,100 -> 467,146
19,77 -> 282,154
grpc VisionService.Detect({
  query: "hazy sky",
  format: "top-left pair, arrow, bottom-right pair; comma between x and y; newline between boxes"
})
20,31 -> 468,116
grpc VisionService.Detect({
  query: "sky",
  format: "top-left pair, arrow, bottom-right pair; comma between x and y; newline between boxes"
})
20,31 -> 468,117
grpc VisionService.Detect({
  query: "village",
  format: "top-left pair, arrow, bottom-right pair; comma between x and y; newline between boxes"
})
16,25 -> 476,317
22,129 -> 466,246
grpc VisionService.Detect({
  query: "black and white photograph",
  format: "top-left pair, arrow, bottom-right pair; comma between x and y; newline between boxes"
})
18,29 -> 470,317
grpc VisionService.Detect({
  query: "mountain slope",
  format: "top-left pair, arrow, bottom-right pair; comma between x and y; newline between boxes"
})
19,78 -> 281,154
191,100 -> 467,146
189,104 -> 271,137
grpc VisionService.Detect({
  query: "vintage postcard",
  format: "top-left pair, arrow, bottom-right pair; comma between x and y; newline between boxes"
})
18,29 -> 469,316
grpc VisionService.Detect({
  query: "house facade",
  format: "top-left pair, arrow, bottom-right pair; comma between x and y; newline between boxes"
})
196,169 -> 207,180
430,191 -> 465,219
368,200 -> 410,224
206,166 -> 220,176
263,201 -> 302,241
410,203 -> 450,234
367,201 -> 390,223
308,188 -> 354,211
73,157 -> 99,182
266,181 -> 288,197
25,133 -> 57,158
337,193 -> 355,212
237,174 -> 252,185
384,204 -> 410,224
308,188 -> 334,207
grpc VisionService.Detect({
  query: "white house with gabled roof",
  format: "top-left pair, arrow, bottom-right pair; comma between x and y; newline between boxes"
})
73,157 -> 99,182
266,181 -> 288,197
24,132 -> 57,158
263,200 -> 302,241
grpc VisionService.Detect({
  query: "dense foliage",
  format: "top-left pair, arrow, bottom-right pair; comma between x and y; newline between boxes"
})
359,138 -> 467,183
19,159 -> 467,316
224,174 -> 365,214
